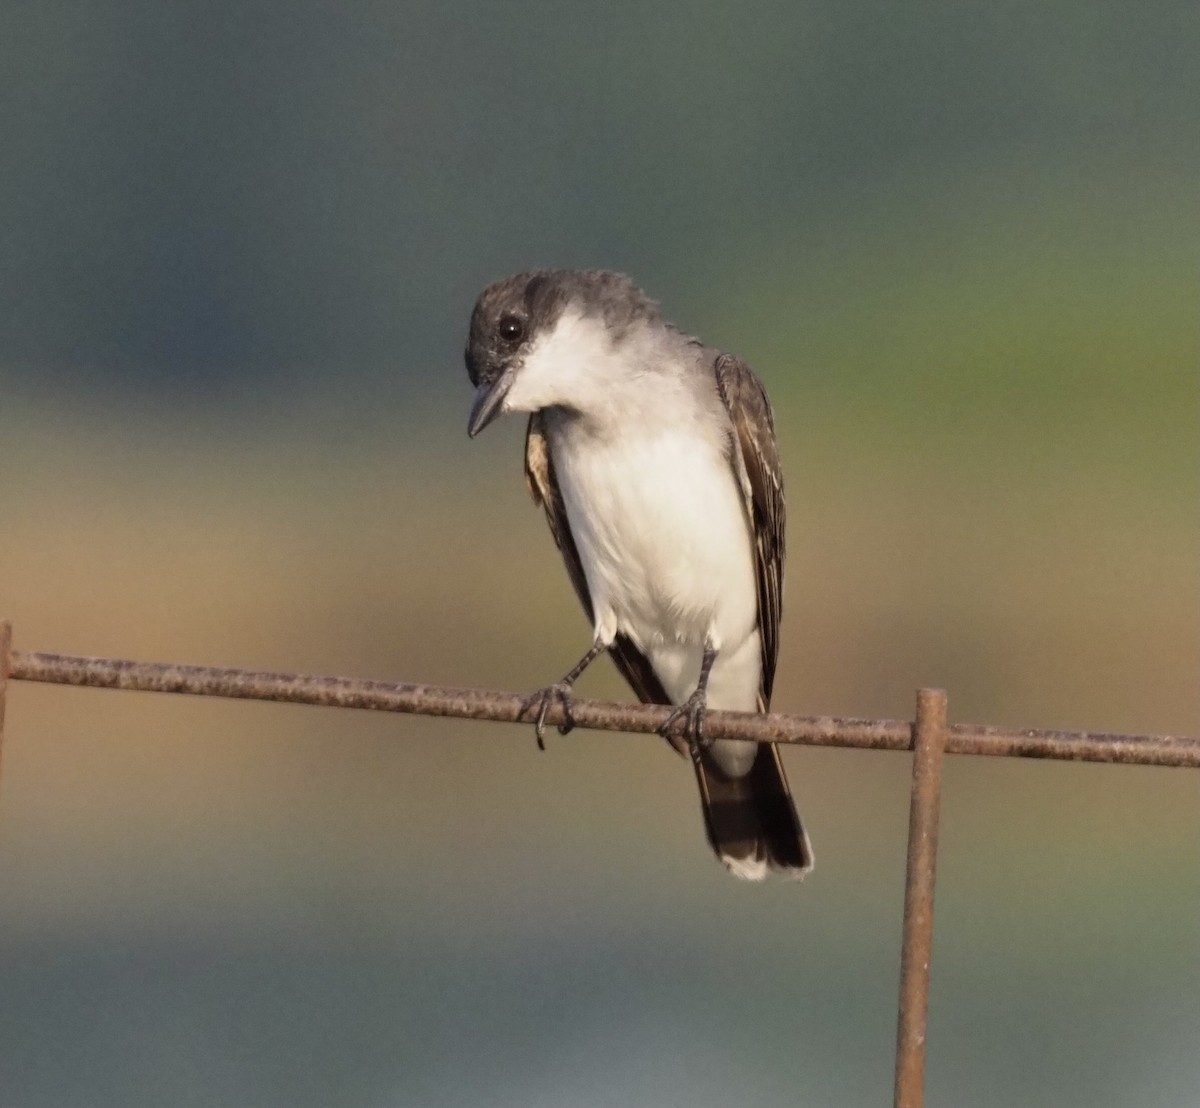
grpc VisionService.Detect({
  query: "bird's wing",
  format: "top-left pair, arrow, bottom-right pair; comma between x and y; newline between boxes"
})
524,413 -> 676,720
713,354 -> 786,711
523,412 -> 593,623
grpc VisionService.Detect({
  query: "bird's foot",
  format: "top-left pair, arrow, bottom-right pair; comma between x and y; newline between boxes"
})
522,681 -> 578,750
659,688 -> 711,763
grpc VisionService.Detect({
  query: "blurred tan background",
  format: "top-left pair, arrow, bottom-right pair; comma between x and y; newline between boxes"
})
2,3 -> 1197,1106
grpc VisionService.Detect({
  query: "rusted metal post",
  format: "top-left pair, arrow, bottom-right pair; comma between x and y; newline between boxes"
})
894,687 -> 948,1108
0,621 -> 11,784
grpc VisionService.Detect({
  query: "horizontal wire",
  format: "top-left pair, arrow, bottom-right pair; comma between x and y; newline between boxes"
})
8,648 -> 1198,768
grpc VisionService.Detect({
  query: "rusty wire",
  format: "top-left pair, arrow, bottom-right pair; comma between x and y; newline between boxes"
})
1,623 -> 1197,1108
0,622 -> 10,787
6,645 -> 1198,767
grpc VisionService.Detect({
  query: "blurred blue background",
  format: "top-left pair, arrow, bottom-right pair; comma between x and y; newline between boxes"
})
1,2 -> 1197,1106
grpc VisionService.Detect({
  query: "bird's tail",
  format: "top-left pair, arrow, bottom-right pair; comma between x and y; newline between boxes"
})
693,743 -> 814,880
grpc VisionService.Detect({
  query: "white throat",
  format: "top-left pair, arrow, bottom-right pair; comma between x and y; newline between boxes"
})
501,309 -> 663,428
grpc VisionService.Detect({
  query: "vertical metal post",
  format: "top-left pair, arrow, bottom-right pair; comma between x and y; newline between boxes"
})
894,687 -> 948,1108
0,620 -> 11,785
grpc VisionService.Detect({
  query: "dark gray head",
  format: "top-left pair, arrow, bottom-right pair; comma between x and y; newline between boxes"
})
464,270 -> 661,436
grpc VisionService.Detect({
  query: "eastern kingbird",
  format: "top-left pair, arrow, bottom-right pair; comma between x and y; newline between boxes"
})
464,269 -> 812,880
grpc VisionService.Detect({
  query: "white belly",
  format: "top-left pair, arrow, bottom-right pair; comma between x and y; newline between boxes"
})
552,426 -> 761,714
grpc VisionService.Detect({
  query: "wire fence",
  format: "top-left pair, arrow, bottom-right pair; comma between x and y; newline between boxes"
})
1,619 -> 1196,1108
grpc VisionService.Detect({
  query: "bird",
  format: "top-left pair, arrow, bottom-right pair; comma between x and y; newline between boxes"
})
464,269 -> 812,880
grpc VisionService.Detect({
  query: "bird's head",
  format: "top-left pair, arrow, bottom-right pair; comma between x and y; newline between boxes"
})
464,269 -> 659,437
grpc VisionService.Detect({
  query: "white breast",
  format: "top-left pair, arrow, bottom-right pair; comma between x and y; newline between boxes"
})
551,423 -> 762,712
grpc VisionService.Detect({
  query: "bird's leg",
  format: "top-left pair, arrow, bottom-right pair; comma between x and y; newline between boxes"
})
524,641 -> 607,749
660,639 -> 718,762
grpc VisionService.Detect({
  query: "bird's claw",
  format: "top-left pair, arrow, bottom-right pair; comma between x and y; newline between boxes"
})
660,690 -> 711,763
523,681 -> 577,750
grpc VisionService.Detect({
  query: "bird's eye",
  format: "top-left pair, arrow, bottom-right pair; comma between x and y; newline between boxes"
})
498,315 -> 524,343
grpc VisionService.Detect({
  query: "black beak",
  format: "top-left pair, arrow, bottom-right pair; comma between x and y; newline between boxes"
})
467,369 -> 514,438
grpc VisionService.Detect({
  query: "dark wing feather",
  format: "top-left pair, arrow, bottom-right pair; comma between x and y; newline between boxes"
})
523,413 -> 593,622
607,635 -> 674,714
523,414 -> 675,716
713,354 -> 786,710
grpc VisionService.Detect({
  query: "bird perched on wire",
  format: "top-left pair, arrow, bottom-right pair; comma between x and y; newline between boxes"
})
464,269 -> 812,880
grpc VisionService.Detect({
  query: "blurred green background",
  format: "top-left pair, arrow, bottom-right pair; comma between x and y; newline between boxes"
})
1,2 -> 1197,1106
